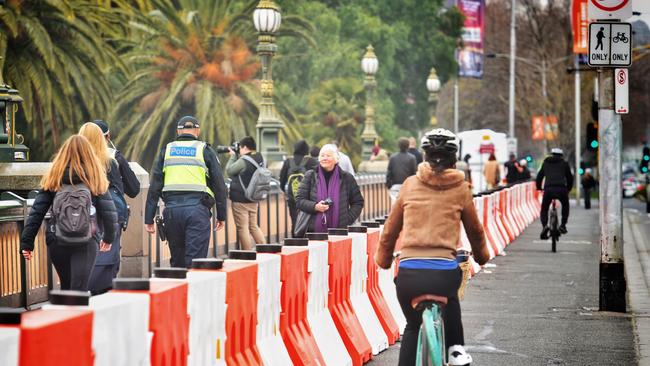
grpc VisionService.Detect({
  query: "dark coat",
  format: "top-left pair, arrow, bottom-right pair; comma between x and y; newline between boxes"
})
20,171 -> 117,252
386,151 -> 417,188
295,166 -> 365,231
536,155 -> 574,190
145,134 -> 228,224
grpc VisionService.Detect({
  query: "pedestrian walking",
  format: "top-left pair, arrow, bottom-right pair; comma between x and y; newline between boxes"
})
294,144 -> 364,237
21,135 -> 117,291
483,153 -> 500,189
581,168 -> 597,209
145,116 -> 228,268
226,136 -> 267,250
79,122 -> 140,295
504,153 -> 519,184
517,158 -> 532,182
279,140 -> 318,235
375,128 -> 489,366
331,140 -> 356,175
456,154 -> 472,185
386,137 -> 417,205
407,137 -> 424,165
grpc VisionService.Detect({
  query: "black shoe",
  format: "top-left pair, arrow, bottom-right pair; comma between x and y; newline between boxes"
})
540,226 -> 550,240
559,225 -> 568,234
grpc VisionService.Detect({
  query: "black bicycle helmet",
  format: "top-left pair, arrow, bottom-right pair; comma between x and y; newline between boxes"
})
420,128 -> 459,154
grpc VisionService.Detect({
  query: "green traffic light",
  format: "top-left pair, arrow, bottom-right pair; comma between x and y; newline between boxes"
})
644,155 -> 650,162
526,155 -> 533,162
578,168 -> 584,175
644,167 -> 649,173
590,140 -> 599,149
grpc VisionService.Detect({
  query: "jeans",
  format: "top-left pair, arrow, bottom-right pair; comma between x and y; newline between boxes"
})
395,267 -> 463,366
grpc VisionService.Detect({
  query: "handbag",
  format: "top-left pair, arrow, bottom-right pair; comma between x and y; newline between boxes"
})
293,210 -> 314,238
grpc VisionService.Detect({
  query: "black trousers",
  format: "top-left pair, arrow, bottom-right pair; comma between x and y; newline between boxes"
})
48,240 -> 99,291
540,187 -> 570,227
583,188 -> 592,209
395,267 -> 463,366
287,199 -> 297,237
163,205 -> 211,268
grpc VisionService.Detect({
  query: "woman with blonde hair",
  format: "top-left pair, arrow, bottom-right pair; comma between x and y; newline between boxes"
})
79,122 -> 132,294
20,134 -> 117,291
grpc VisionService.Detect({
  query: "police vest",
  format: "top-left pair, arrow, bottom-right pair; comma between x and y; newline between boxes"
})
162,140 -> 214,197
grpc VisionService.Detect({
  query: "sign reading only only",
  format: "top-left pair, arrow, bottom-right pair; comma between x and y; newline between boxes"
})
588,22 -> 632,67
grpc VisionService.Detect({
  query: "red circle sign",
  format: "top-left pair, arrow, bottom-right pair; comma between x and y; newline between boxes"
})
617,70 -> 626,85
591,0 -> 630,12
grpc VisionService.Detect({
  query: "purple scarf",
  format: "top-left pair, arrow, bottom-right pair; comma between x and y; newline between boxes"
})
314,165 -> 341,232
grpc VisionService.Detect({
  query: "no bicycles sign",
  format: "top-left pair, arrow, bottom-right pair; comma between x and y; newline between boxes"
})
588,0 -> 632,20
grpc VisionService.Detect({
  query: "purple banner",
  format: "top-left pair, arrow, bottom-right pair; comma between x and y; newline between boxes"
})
457,0 -> 485,78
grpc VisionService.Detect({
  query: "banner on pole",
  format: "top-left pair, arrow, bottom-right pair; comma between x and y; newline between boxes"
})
572,0 -> 589,54
457,0 -> 485,78
532,115 -> 559,141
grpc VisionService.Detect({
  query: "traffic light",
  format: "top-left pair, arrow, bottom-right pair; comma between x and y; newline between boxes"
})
641,146 -> 650,173
578,162 -> 585,175
586,122 -> 598,151
525,154 -> 533,163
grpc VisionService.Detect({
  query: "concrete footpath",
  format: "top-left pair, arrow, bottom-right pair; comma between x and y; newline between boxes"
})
370,202 -> 636,365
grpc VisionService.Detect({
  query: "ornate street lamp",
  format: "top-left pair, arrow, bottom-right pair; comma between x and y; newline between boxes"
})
426,67 -> 441,126
0,57 -> 28,161
253,0 -> 284,164
361,45 -> 379,161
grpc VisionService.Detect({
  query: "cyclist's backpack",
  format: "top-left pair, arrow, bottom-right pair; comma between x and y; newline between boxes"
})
286,157 -> 307,201
52,183 -> 95,245
240,154 -> 272,201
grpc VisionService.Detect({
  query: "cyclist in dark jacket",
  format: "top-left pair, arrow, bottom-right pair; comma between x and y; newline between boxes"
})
536,148 -> 574,238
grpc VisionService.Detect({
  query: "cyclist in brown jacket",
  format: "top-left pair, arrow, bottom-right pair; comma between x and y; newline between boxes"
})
375,128 -> 489,366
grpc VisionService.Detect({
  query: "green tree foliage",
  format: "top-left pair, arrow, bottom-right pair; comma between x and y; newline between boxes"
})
0,0 -> 125,159
111,0 -> 313,168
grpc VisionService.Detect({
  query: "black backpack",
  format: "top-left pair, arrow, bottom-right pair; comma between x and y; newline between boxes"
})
286,157 -> 307,201
52,184 -> 96,245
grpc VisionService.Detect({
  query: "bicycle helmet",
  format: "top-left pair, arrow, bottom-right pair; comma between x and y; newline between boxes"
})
551,148 -> 564,156
420,128 -> 459,154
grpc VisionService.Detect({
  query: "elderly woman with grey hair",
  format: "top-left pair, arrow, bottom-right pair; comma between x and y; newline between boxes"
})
294,144 -> 365,237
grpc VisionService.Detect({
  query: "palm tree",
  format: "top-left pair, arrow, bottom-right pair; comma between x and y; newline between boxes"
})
303,77 -> 365,166
112,0 -> 313,168
0,0 -> 126,158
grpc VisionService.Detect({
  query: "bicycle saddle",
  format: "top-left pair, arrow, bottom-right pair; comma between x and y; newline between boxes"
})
411,294 -> 448,310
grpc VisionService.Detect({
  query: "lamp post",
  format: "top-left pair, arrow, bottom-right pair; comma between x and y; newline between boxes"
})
0,57 -> 28,161
253,0 -> 284,164
361,45 -> 379,161
426,67 -> 441,127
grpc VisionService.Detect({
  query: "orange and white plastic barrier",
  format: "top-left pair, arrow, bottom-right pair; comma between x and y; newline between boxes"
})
3,182 -> 541,366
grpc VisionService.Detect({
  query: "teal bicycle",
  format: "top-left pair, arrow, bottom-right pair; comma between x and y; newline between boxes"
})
412,294 -> 448,366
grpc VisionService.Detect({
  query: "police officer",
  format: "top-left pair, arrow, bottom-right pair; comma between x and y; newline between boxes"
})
145,116 -> 228,268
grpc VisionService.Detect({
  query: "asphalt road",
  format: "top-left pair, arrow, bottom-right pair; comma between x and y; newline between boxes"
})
369,200 -> 636,365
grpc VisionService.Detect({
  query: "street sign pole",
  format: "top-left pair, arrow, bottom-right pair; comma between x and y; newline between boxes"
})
597,68 -> 625,313
575,56 -> 581,206
587,0 -> 631,313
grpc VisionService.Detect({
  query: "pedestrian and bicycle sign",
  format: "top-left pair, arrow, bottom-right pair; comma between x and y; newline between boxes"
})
588,22 -> 632,67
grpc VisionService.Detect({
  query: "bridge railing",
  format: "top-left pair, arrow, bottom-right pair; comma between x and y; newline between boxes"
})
0,173 -> 390,308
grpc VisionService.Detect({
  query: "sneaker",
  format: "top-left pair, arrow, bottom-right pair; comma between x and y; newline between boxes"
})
540,226 -> 550,240
559,225 -> 568,234
448,345 -> 472,365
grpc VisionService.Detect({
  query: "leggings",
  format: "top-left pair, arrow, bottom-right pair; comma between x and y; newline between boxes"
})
48,240 -> 99,291
395,267 -> 463,366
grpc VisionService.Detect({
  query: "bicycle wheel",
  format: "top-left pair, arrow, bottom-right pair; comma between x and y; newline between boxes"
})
550,210 -> 558,253
416,304 -> 446,366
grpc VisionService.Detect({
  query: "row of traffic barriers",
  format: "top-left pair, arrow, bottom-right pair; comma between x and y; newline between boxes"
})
0,181 -> 540,366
